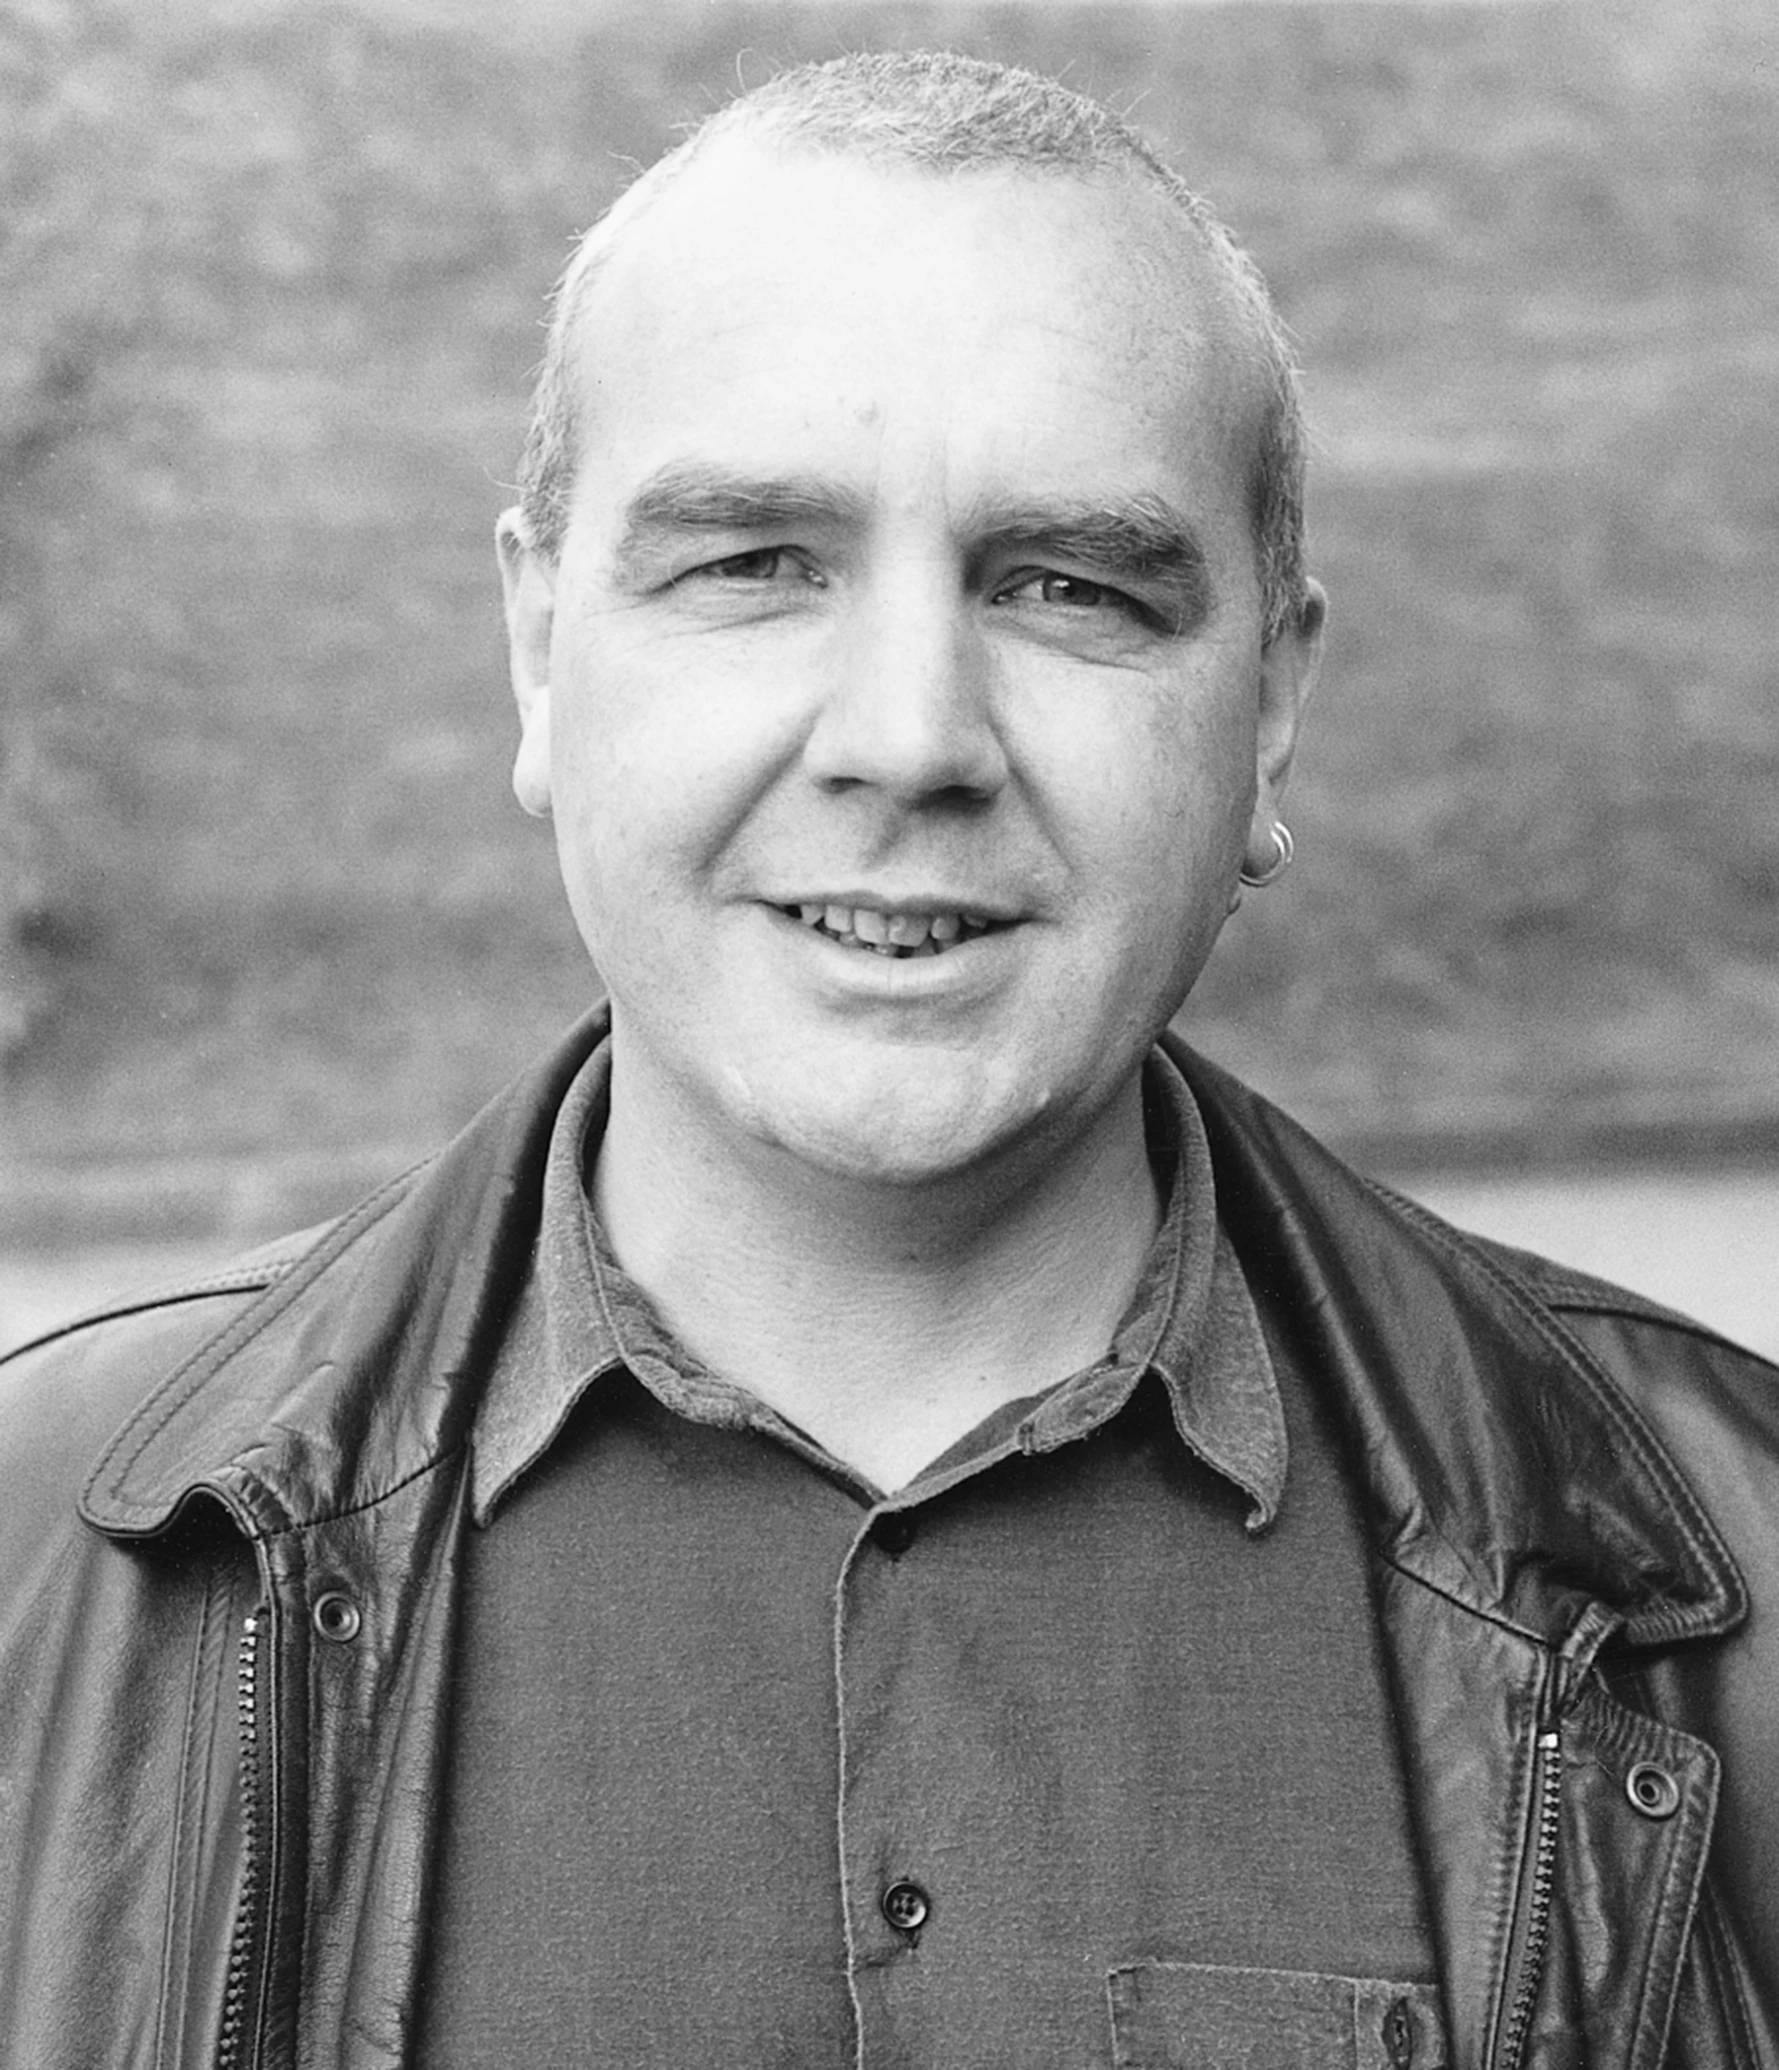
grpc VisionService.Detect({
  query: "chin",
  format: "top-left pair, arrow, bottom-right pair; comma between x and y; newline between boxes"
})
736,1064 -> 1045,1193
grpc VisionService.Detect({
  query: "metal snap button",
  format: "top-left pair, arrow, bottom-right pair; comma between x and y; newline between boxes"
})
880,1879 -> 930,1933
1625,1760 -> 1681,1819
312,1590 -> 362,1643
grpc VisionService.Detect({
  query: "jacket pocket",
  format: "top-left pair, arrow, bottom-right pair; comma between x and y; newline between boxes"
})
1107,1961 -> 1446,2070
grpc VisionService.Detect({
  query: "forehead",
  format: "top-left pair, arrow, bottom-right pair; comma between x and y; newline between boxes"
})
565,139 -> 1260,537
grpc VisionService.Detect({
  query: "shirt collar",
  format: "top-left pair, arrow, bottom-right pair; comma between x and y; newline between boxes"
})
470,1037 -> 1286,1529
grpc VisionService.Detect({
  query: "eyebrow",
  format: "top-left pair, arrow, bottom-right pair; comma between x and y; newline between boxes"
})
612,464 -> 1213,625
612,465 -> 868,590
968,494 -> 1214,628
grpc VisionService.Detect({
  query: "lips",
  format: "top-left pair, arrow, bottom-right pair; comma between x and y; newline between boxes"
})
780,901 -> 1002,958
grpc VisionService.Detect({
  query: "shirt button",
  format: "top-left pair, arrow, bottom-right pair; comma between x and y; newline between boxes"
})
880,1880 -> 930,1933
870,1511 -> 915,1556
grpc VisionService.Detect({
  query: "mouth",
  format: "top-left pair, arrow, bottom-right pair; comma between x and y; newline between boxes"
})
775,901 -> 1009,960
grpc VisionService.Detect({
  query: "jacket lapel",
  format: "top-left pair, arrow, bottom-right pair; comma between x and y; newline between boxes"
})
1175,1038 -> 1740,2070
73,1019 -> 1749,2070
79,1010 -> 608,1541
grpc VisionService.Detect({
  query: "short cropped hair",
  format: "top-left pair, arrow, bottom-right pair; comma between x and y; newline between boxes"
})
518,50 -> 1309,647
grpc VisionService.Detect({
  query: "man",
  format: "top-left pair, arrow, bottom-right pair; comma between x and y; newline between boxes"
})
1,49 -> 1774,2070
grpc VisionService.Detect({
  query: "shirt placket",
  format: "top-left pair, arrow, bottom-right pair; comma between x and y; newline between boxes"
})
835,1496 -> 942,2070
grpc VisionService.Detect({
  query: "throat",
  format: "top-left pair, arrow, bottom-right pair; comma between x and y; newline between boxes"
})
592,1038 -> 1163,1492
598,1159 -> 1161,1492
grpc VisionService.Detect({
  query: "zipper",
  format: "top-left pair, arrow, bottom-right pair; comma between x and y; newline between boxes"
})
215,1608 -> 270,2070
1383,1994 -> 1416,2068
1494,1724 -> 1564,2070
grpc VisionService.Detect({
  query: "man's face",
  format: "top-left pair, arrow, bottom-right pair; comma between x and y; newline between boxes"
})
502,140 -> 1320,1190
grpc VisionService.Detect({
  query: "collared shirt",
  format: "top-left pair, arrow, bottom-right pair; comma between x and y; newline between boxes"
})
418,1041 -> 1440,2067
470,1041 -> 1285,1530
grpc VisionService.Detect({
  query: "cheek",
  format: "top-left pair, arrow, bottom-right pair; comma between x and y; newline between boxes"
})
543,662 -> 782,975
1073,689 -> 1257,885
544,675 -> 663,976
554,614 -> 808,836
546,630 -> 684,867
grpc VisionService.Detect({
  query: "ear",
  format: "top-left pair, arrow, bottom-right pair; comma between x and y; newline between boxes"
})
1244,578 -> 1326,872
497,507 -> 556,819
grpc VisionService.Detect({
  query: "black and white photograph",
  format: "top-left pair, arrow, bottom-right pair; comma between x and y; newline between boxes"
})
2,0 -> 1775,2061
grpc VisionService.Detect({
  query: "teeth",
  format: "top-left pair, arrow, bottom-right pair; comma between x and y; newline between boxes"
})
787,902 -> 999,956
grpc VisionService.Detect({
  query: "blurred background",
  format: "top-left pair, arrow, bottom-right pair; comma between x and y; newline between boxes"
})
2,0 -> 1775,1355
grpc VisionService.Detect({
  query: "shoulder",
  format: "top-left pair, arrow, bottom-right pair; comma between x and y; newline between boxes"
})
1337,1163 -> 1779,1663
1486,1230 -> 1779,1505
1451,1221 -> 1748,1342
1458,1217 -> 1777,1419
1359,1179 -> 1779,1578
1177,1033 -> 1775,1389
1171,1033 -> 1779,1478
1,1228 -> 320,1370
0,1226 -> 331,1558
1364,1170 -> 1779,1415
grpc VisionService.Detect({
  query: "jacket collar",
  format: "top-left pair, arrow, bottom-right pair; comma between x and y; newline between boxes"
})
79,1015 -> 596,1543
1168,1035 -> 1744,1651
80,1013 -> 1745,1651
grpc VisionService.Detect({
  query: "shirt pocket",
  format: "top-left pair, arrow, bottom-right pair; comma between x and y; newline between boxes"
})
1107,1961 -> 1447,2070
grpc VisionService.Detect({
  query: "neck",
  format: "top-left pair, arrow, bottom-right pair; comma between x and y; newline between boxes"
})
594,1050 -> 1162,1491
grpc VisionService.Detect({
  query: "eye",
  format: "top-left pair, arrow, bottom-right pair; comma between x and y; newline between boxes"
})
685,546 -> 825,588
992,568 -> 1152,622
1029,572 -> 1108,608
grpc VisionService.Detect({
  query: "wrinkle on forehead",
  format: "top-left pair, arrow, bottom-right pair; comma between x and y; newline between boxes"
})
569,137 -> 1271,545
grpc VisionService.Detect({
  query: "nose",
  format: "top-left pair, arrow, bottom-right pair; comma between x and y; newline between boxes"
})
801,566 -> 1008,805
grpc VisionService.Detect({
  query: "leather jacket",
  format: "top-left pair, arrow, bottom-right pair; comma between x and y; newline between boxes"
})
2,1012 -> 1775,2068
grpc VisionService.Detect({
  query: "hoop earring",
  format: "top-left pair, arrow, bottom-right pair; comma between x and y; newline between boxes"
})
1239,821 -> 1294,888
